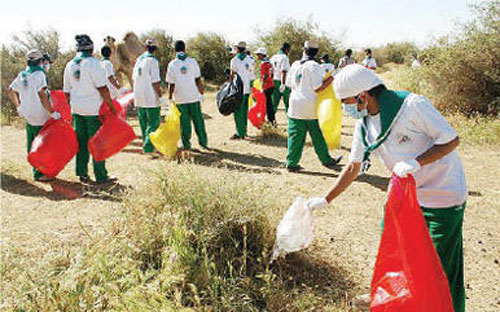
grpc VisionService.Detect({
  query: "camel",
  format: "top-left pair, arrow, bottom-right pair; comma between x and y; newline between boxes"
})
103,32 -> 144,87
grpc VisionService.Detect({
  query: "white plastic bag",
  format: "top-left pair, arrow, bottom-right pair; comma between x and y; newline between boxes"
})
272,197 -> 314,260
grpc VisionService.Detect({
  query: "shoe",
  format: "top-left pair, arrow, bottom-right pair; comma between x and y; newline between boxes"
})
229,134 -> 244,140
351,293 -> 370,311
35,175 -> 55,182
286,165 -> 303,172
79,175 -> 91,184
323,155 -> 343,169
95,176 -> 118,185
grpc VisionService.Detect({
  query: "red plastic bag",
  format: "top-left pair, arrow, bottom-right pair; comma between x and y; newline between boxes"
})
50,90 -> 72,123
88,115 -> 136,161
248,87 -> 266,129
370,175 -> 454,312
116,91 -> 134,118
99,100 -> 123,122
28,119 -> 79,178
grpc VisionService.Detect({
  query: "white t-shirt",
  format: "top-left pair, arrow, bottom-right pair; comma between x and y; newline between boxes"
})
9,70 -> 50,126
247,55 -> 256,80
63,55 -> 108,116
100,59 -> 119,99
270,53 -> 291,82
166,57 -> 202,104
133,53 -> 161,107
286,60 -> 325,120
349,93 -> 467,208
361,57 -> 377,69
230,56 -> 254,94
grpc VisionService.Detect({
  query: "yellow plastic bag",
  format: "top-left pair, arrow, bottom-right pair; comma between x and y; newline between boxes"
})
316,70 -> 342,150
149,104 -> 181,157
249,79 -> 262,108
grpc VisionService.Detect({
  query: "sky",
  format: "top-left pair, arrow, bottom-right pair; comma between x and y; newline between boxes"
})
0,0 -> 476,51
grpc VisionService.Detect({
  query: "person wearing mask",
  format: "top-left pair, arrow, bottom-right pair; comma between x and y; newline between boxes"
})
361,48 -> 377,70
285,40 -> 343,172
8,50 -> 61,182
255,48 -> 275,124
166,40 -> 208,150
132,38 -> 165,154
63,34 -> 117,184
305,64 -> 466,312
338,48 -> 356,69
270,42 -> 291,113
229,41 -> 253,140
100,45 -> 126,99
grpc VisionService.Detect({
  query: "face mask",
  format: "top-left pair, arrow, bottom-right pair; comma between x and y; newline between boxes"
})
43,63 -> 50,73
343,103 -> 367,119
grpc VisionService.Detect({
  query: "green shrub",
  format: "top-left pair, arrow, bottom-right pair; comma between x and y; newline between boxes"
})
187,32 -> 232,84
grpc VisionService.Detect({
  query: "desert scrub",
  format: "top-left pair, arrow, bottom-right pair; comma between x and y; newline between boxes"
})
1,163 -> 354,311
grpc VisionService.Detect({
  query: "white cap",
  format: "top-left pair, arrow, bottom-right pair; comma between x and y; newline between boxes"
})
304,40 -> 318,49
235,41 -> 246,48
26,49 -> 43,61
145,38 -> 158,47
255,47 -> 267,55
333,64 -> 383,99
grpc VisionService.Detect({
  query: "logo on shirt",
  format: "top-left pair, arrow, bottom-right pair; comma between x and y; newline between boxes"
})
180,66 -> 188,75
398,135 -> 411,144
138,67 -> 143,76
295,73 -> 302,83
73,69 -> 81,80
245,63 -> 250,70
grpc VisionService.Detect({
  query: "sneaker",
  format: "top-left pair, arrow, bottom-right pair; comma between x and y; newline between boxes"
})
286,165 -> 303,173
323,155 -> 343,169
79,175 -> 91,184
35,175 -> 55,182
351,293 -> 370,311
229,134 -> 244,140
95,176 -> 118,185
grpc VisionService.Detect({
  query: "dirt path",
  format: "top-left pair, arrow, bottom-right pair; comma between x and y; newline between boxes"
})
1,92 -> 499,311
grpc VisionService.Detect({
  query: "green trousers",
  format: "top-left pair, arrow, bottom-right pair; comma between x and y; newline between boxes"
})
26,123 -> 44,180
72,114 -> 108,182
422,204 -> 466,312
137,107 -> 161,153
286,118 -> 332,168
272,80 -> 291,113
177,102 -> 208,149
233,94 -> 249,138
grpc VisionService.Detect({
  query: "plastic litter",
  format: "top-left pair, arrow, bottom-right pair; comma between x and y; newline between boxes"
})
149,104 -> 181,157
88,116 -> 136,161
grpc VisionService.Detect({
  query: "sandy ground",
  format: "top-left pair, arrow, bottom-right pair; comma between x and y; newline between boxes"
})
1,91 -> 499,311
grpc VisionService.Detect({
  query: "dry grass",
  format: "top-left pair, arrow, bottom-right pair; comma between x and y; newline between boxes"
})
1,89 -> 500,311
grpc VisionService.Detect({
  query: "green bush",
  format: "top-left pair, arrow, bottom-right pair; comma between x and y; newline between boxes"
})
255,18 -> 341,64
187,32 -> 232,84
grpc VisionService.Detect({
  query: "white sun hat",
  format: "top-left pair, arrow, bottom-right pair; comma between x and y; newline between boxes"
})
333,64 -> 383,99
255,47 -> 267,55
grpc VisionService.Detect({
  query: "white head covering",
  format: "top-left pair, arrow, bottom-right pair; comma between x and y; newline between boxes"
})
26,49 -> 43,61
236,41 -> 246,48
304,40 -> 318,49
145,38 -> 158,47
255,47 -> 267,55
333,64 -> 383,99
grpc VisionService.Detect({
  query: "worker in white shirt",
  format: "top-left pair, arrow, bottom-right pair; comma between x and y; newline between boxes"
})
285,40 -> 343,172
8,50 -> 61,182
63,34 -> 117,184
246,48 -> 256,86
166,40 -> 208,150
229,41 -> 253,139
320,54 -> 336,74
270,42 -> 291,113
338,49 -> 356,69
411,53 -> 422,68
361,48 -> 377,70
100,45 -> 126,99
132,38 -> 165,153
305,64 -> 466,312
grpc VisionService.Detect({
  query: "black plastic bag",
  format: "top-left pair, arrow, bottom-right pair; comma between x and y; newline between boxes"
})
216,74 -> 243,116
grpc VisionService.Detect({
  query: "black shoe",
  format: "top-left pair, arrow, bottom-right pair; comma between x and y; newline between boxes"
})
286,165 -> 303,172
230,134 -> 244,140
35,175 -> 55,182
95,176 -> 118,185
79,175 -> 91,184
323,155 -> 343,169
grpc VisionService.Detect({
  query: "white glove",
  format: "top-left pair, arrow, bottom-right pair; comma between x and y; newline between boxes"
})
392,159 -> 421,178
119,87 -> 128,95
51,112 -> 61,120
305,197 -> 328,211
279,83 -> 286,93
159,98 -> 167,108
199,95 -> 205,103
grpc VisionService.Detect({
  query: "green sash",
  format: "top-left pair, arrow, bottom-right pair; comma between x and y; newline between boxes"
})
139,52 -> 157,61
237,52 -> 246,61
176,52 -> 187,61
73,51 -> 92,64
360,90 -> 410,162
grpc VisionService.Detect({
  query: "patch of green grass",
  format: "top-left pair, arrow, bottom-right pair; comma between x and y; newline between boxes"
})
1,163 -> 355,311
